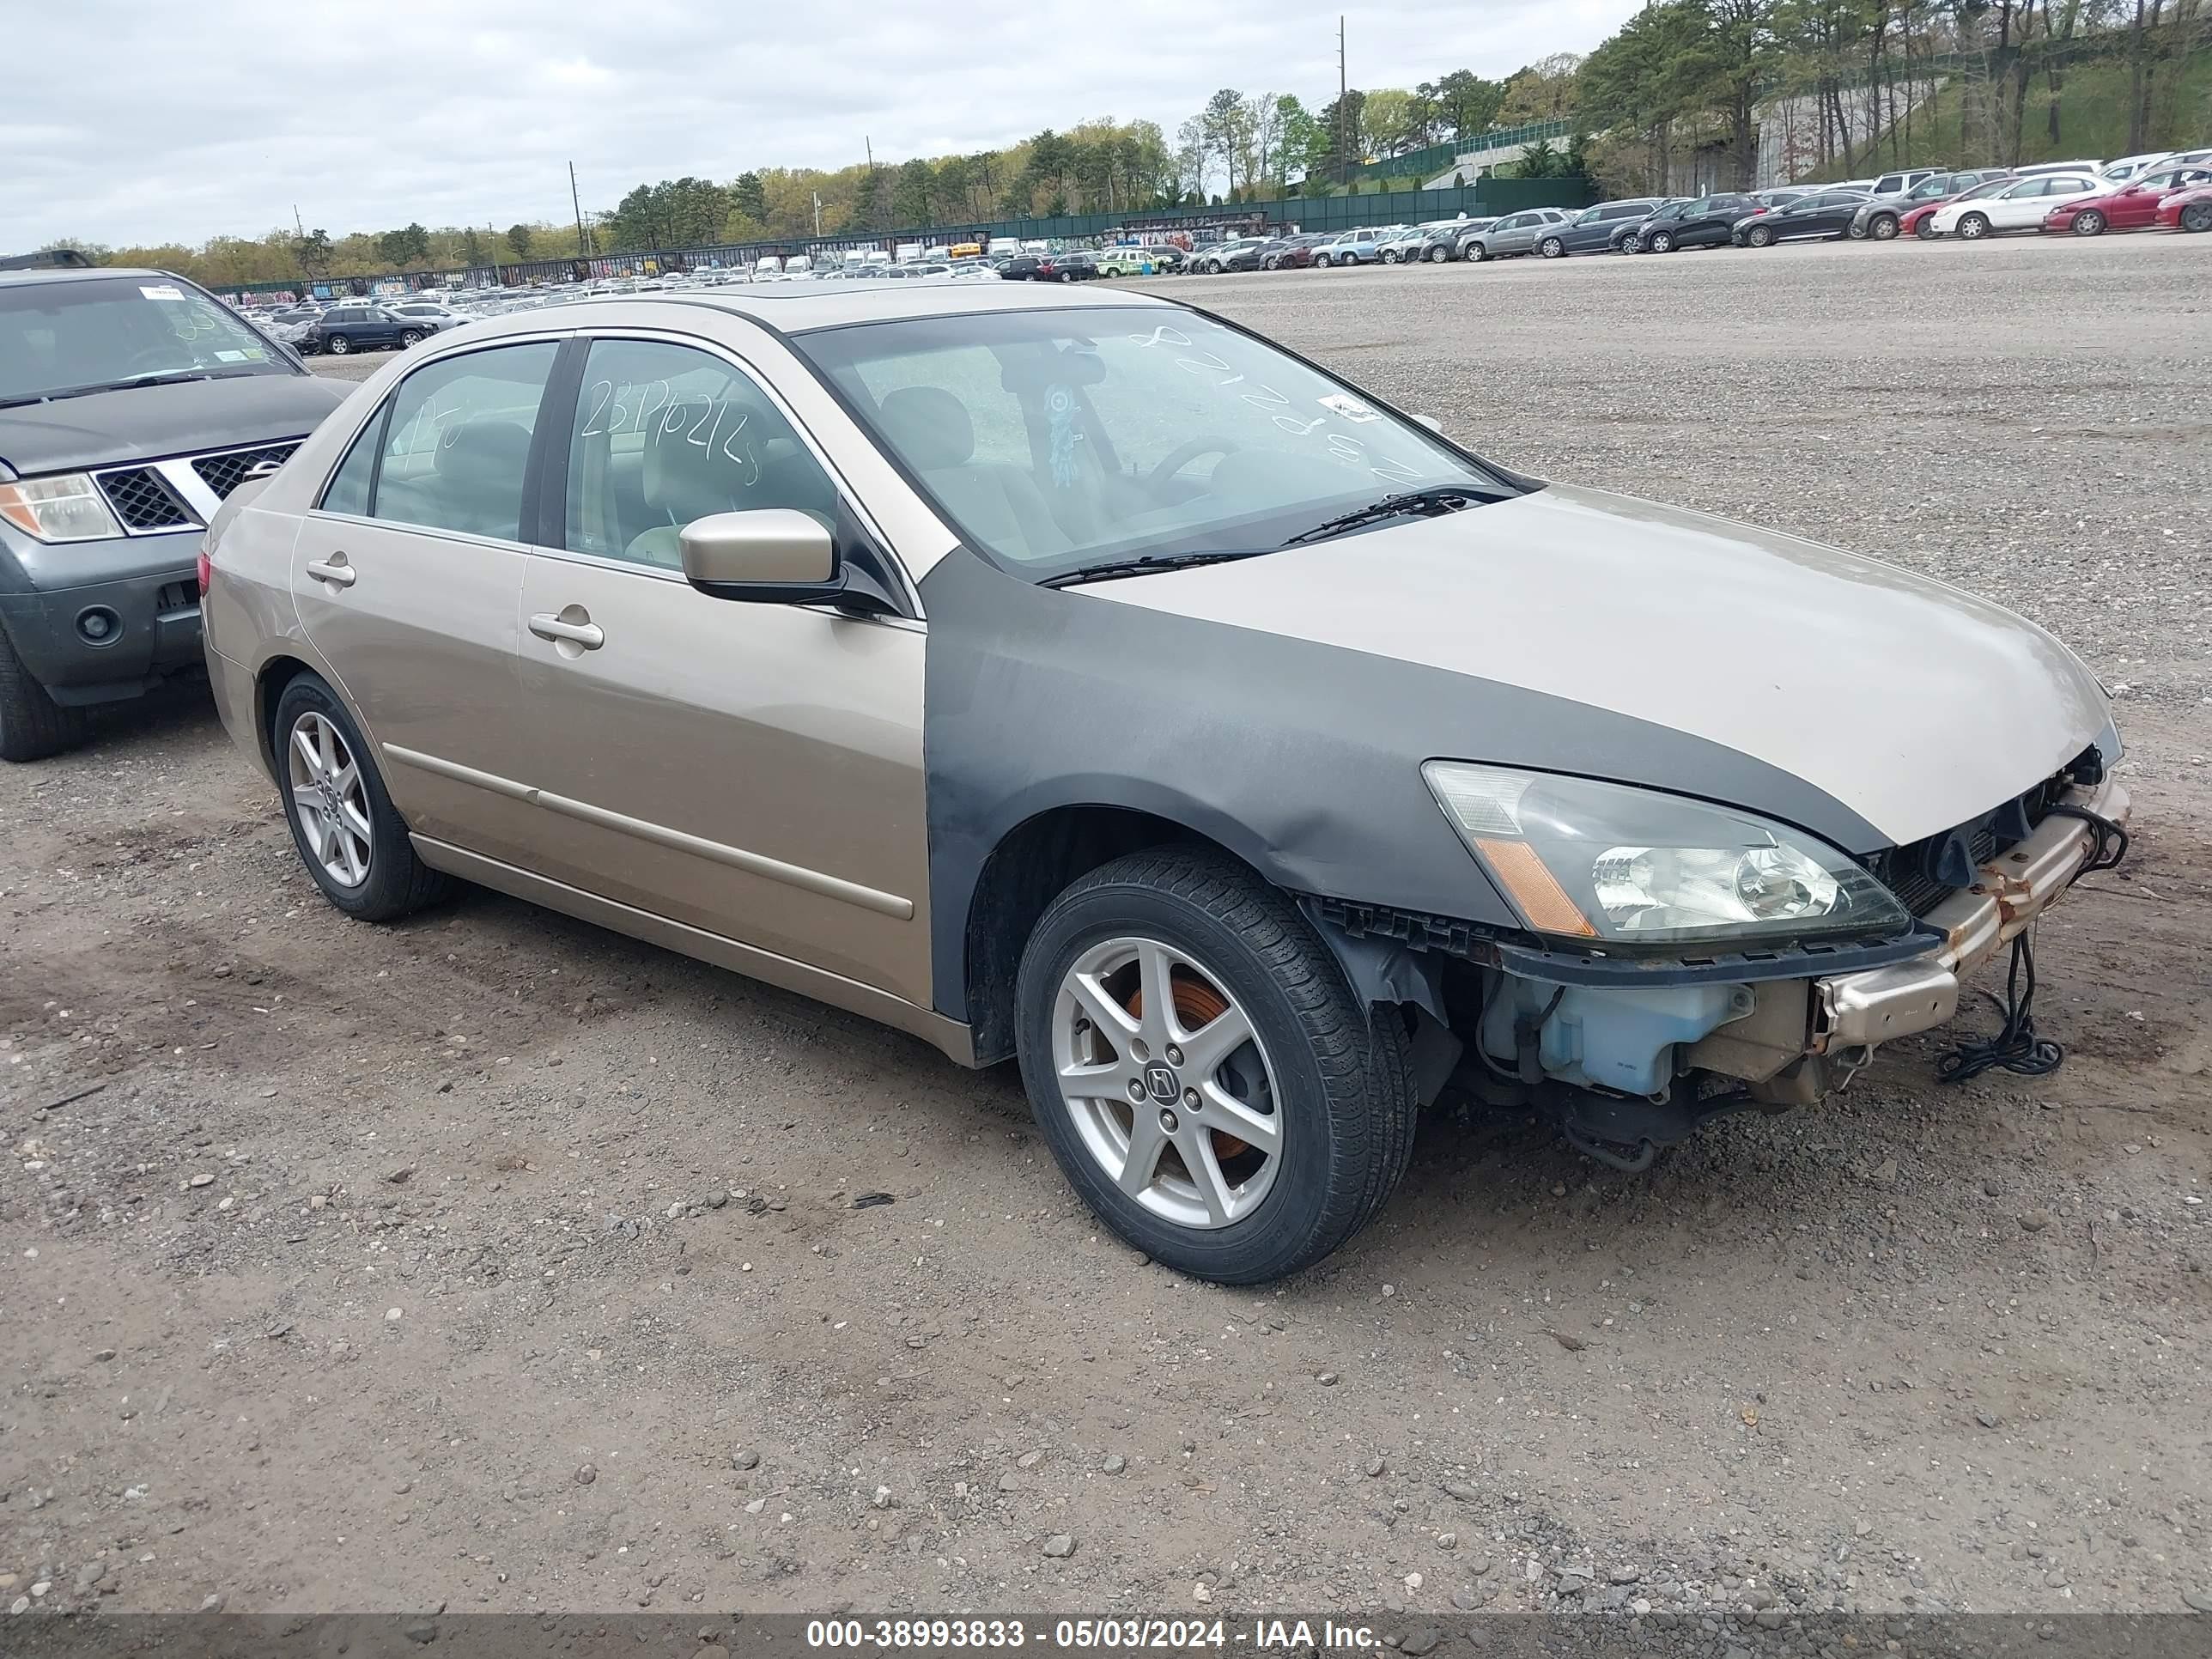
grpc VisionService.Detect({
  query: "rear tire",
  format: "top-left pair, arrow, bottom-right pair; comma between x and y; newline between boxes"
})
271,673 -> 452,922
1015,848 -> 1417,1285
325,334 -> 352,354
0,627 -> 93,763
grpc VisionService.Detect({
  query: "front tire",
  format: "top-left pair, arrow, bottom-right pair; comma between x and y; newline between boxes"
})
2070,210 -> 2106,236
1956,212 -> 1990,240
1315,252 -> 1333,268
1869,212 -> 1899,240
1426,244 -> 1448,263
0,627 -> 92,763
1466,242 -> 1490,263
1915,215 -> 1940,240
272,674 -> 451,921
1538,236 -> 1565,258
398,328 -> 424,346
1015,848 -> 1416,1285
2183,202 -> 2212,233
1746,224 -> 1774,248
1648,230 -> 1675,252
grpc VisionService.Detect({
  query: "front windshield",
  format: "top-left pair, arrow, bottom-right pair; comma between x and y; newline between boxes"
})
0,276 -> 290,402
794,305 -> 1511,580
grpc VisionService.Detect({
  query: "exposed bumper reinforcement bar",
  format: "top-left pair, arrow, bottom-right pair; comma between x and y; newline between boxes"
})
1815,775 -> 2130,1051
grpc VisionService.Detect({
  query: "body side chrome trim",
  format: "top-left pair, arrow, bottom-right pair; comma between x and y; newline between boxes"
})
383,743 -> 915,920
410,836 -> 969,1064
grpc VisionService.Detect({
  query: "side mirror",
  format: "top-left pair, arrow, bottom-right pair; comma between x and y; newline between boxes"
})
680,509 -> 841,603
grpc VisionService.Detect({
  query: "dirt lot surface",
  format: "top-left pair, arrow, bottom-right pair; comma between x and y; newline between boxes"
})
4,236 -> 2209,1623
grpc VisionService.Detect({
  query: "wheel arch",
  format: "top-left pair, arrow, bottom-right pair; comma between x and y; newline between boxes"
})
957,795 -> 1283,1066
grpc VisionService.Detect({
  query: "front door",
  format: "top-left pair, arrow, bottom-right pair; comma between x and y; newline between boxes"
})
291,337 -> 563,866
509,333 -> 932,1007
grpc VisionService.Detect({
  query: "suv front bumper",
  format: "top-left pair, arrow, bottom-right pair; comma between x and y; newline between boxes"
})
0,525 -> 204,706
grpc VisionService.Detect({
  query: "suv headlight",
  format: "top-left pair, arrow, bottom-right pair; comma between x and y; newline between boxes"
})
1422,762 -> 1911,947
0,474 -> 125,544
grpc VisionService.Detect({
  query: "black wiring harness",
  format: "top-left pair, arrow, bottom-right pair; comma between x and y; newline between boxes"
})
1936,802 -> 2130,1085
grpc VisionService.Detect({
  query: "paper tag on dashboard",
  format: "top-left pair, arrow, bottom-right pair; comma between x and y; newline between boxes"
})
139,284 -> 185,301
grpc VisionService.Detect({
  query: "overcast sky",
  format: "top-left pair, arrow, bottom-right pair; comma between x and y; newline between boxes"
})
16,0 -> 1642,250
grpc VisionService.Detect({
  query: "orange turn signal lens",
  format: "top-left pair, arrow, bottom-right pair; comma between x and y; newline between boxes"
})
1473,837 -> 1598,939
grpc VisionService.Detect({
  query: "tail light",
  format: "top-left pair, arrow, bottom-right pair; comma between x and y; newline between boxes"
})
197,547 -> 212,597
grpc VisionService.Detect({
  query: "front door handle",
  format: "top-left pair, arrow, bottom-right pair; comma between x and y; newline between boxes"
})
529,611 -> 604,650
306,554 -> 356,587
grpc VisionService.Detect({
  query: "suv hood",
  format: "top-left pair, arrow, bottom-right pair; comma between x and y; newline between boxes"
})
1085,483 -> 2112,848
0,374 -> 347,480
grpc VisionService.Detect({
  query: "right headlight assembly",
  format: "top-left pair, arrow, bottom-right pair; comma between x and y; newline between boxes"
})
1422,761 -> 1912,950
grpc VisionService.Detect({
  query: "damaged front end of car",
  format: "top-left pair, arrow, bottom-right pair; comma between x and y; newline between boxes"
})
1309,744 -> 2127,1170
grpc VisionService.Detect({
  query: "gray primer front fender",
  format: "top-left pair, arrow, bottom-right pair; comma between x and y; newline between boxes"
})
917,546 -> 1882,1026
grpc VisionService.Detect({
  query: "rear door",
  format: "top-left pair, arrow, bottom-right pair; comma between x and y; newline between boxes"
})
290,337 -> 564,866
507,331 -> 932,1005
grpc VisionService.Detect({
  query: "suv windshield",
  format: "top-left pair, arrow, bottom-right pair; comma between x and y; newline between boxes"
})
795,306 -> 1511,581
1,275 -> 292,404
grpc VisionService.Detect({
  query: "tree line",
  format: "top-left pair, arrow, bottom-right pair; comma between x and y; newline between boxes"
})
54,4 -> 2204,288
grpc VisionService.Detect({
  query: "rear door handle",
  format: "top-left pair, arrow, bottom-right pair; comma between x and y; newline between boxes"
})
529,612 -> 605,649
306,555 -> 356,587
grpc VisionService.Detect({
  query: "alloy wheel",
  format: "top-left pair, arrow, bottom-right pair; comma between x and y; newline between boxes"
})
1650,231 -> 1674,252
1052,935 -> 1282,1231
326,334 -> 351,354
2183,203 -> 2212,233
1871,215 -> 1899,240
1539,238 -> 1563,258
286,711 -> 373,888
1427,245 -> 1447,262
2072,210 -> 2105,236
1958,214 -> 1989,239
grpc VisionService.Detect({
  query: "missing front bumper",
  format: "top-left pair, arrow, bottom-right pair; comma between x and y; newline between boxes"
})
1814,775 -> 2130,1052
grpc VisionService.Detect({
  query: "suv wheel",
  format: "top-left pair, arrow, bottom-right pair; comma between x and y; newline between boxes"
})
1538,236 -> 1565,258
1016,848 -> 1416,1284
0,628 -> 92,763
1426,243 -> 1449,263
273,673 -> 452,921
1466,241 -> 1491,263
1869,212 -> 1900,240
398,328 -> 424,346
325,333 -> 352,354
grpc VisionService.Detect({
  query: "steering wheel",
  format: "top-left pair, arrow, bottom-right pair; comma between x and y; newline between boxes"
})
1145,435 -> 1244,489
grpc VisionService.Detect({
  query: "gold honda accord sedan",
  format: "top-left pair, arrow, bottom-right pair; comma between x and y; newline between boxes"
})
201,282 -> 2126,1282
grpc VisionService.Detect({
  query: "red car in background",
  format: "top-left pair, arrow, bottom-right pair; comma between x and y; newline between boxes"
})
2155,183 -> 2212,234
2045,165 -> 2212,234
1899,175 -> 2016,239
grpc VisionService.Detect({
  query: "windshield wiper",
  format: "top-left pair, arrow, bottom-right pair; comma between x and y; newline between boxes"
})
1038,549 -> 1272,589
1278,484 -> 1483,550
0,369 -> 238,409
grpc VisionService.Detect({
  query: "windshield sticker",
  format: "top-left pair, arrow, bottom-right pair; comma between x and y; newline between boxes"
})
1317,393 -> 1380,423
139,283 -> 185,301
215,349 -> 246,362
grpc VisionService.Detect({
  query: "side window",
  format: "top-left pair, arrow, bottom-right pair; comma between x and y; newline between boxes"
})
371,342 -> 559,542
562,337 -> 842,570
320,410 -> 383,515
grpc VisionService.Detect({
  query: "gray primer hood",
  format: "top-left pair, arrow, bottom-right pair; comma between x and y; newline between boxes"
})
0,374 -> 345,479
1083,483 -> 2112,849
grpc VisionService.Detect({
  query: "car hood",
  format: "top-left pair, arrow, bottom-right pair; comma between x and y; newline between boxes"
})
0,374 -> 347,479
1083,483 -> 2112,848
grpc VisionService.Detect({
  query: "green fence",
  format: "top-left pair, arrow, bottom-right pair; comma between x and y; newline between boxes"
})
221,178 -> 1598,298
1336,118 -> 1578,185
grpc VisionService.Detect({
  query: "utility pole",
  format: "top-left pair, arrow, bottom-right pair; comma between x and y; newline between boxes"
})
812,192 -> 823,237
293,204 -> 305,239
570,161 -> 589,258
1337,15 -> 1350,190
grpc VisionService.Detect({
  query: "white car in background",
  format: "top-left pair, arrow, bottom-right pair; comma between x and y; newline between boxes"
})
386,300 -> 471,333
2099,151 -> 2173,182
1928,173 -> 2104,239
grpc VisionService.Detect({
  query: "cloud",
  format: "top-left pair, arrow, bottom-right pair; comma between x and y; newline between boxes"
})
15,0 -> 1639,248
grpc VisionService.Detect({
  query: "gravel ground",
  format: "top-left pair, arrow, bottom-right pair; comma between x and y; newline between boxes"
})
4,235 -> 2208,1625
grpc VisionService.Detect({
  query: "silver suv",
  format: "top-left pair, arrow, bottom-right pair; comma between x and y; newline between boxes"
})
1459,209 -> 1573,262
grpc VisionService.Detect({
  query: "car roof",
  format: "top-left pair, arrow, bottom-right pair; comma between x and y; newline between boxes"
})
0,264 -> 184,289
441,282 -> 1176,342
